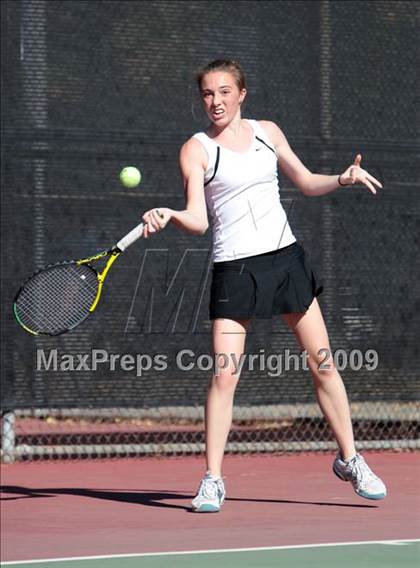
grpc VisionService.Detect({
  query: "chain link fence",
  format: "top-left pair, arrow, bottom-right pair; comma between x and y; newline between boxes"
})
2,401 -> 419,462
1,0 -> 419,461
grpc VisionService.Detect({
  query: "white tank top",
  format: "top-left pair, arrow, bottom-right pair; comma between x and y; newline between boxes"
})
193,119 -> 296,262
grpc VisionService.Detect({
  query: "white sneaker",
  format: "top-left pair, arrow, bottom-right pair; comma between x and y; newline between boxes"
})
191,472 -> 226,512
333,453 -> 387,500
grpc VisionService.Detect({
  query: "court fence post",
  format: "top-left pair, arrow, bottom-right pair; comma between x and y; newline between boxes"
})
1,411 -> 16,463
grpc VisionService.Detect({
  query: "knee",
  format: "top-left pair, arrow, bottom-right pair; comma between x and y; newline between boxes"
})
209,365 -> 239,394
309,348 -> 337,381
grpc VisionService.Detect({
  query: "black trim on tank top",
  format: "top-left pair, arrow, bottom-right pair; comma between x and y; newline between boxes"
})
204,146 -> 220,187
255,136 -> 277,155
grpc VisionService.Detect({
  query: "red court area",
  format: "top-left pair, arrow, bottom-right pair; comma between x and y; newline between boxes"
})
1,452 -> 419,562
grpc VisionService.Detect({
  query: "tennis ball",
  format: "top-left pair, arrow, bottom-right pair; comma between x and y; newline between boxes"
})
119,166 -> 142,188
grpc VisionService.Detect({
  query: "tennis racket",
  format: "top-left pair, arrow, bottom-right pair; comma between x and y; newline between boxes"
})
13,221 -> 148,336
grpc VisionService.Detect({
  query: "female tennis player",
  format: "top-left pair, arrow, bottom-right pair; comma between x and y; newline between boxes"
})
142,59 -> 386,512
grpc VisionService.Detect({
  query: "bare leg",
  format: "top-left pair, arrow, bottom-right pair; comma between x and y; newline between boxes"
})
205,318 -> 250,477
282,299 -> 356,460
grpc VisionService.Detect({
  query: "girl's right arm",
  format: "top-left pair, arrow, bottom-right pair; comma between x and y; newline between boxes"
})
172,137 -> 209,235
142,137 -> 209,237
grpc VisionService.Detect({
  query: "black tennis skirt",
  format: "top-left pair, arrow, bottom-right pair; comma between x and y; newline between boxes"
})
209,242 -> 323,320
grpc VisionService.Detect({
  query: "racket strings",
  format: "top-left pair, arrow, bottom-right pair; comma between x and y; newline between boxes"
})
15,263 -> 99,335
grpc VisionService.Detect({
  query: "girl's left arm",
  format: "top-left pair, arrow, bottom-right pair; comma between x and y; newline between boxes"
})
259,121 -> 383,196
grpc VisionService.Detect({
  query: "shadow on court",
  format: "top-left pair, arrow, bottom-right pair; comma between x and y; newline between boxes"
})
0,485 -> 377,510
2,453 -> 419,563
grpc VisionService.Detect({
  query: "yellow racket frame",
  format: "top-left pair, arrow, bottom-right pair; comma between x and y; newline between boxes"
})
14,220 -> 145,336
77,248 -> 121,313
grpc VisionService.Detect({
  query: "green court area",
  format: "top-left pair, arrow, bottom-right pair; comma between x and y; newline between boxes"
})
5,541 -> 420,568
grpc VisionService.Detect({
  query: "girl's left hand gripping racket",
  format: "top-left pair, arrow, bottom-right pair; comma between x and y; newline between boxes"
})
13,222 -> 146,336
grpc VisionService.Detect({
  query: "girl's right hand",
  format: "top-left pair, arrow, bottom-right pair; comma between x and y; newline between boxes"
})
142,207 -> 172,238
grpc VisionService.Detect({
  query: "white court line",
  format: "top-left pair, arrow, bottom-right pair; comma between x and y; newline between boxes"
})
2,539 -> 420,565
382,542 -> 414,546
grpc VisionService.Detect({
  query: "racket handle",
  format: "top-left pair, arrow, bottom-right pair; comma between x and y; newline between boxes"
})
116,222 -> 144,251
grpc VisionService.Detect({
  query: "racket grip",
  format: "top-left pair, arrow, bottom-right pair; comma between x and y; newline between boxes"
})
116,222 -> 144,251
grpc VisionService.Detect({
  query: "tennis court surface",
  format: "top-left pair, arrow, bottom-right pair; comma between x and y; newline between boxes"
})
2,452 -> 419,567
